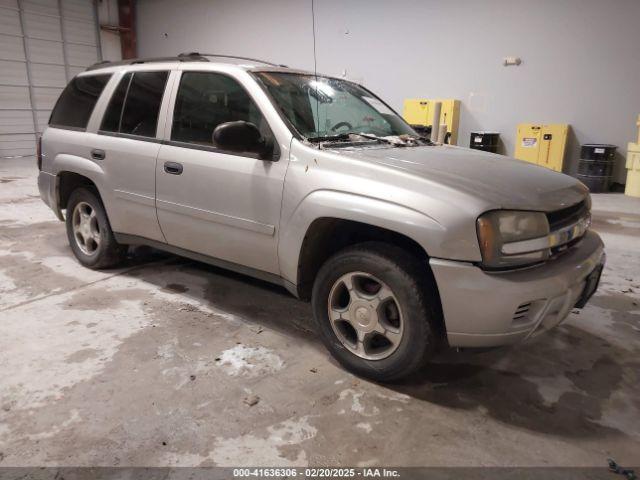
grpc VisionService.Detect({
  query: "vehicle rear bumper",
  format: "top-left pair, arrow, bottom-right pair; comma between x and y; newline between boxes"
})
38,171 -> 61,219
430,230 -> 605,348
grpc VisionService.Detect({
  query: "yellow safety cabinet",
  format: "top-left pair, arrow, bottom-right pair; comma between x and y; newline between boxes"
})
403,99 -> 461,145
625,115 -> 640,198
514,123 -> 569,172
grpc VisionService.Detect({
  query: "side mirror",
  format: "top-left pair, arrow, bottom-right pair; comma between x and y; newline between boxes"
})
212,121 -> 274,160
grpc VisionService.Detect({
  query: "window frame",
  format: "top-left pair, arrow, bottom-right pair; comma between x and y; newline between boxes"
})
164,70 -> 280,161
97,69 -> 170,142
48,73 -> 113,132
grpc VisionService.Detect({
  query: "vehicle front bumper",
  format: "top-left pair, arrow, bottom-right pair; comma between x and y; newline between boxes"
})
430,230 -> 605,348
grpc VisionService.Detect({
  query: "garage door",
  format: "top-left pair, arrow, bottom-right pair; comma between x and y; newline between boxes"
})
0,0 -> 101,158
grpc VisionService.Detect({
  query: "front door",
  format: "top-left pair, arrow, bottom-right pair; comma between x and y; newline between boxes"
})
155,71 -> 287,275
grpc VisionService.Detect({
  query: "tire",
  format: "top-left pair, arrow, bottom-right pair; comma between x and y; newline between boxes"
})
65,187 -> 126,269
311,242 -> 442,382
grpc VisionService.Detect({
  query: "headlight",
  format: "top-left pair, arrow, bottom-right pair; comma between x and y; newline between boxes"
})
476,210 -> 550,269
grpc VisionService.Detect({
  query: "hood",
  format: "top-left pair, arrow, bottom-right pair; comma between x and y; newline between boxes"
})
332,144 -> 587,212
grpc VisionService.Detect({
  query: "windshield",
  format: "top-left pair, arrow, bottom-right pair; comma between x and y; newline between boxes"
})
254,72 -> 417,140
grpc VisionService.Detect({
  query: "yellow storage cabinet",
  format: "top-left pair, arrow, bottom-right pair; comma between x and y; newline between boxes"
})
626,143 -> 640,197
514,123 -> 568,172
625,115 -> 640,197
403,99 -> 461,145
403,99 -> 430,126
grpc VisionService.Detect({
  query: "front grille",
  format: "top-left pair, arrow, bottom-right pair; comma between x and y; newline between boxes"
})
545,199 -> 590,259
550,236 -> 583,257
546,200 -> 588,231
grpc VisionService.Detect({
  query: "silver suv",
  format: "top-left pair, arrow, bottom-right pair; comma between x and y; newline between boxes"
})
38,53 -> 605,381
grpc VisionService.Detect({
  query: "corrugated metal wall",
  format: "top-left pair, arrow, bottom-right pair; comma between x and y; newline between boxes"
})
0,0 -> 101,158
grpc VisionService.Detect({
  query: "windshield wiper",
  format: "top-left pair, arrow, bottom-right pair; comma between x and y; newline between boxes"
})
411,135 -> 436,146
348,132 -> 437,147
349,133 -> 407,146
307,132 -> 434,147
307,133 -> 350,143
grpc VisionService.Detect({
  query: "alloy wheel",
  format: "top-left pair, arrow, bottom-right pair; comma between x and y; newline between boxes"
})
327,271 -> 404,360
71,201 -> 101,255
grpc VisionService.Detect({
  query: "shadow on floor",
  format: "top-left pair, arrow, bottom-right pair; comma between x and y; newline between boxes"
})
120,245 -> 319,345
77,244 -> 640,439
386,323 -> 638,438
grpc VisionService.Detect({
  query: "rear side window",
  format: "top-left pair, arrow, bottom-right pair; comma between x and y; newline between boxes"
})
49,74 -> 111,130
101,72 -> 131,132
100,71 -> 168,138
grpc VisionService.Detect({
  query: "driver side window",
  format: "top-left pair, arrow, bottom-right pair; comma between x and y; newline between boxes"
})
171,72 -> 270,148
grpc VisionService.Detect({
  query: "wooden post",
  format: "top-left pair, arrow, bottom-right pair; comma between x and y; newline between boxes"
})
118,0 -> 136,59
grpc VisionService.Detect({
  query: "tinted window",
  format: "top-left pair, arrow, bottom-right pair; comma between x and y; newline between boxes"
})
171,72 -> 268,147
120,71 -> 168,137
100,72 -> 132,132
100,71 -> 168,137
49,74 -> 111,129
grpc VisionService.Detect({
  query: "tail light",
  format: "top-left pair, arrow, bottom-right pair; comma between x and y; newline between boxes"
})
36,135 -> 42,170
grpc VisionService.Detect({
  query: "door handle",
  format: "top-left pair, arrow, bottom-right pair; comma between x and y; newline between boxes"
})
91,149 -> 105,160
164,161 -> 183,175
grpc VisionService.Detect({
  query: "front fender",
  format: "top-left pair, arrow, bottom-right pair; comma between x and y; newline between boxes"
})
278,189 -> 447,285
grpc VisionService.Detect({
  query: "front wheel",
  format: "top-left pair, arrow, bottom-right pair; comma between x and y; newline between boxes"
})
65,187 -> 126,269
311,242 -> 442,382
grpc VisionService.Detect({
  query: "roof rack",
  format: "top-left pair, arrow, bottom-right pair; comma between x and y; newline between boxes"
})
189,52 -> 287,67
86,52 -> 286,71
85,52 -> 208,71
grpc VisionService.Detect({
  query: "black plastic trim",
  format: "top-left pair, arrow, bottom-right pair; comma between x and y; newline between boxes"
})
113,232 -> 298,297
97,130 -> 164,144
48,125 -> 86,132
163,139 -> 279,161
95,131 -> 280,160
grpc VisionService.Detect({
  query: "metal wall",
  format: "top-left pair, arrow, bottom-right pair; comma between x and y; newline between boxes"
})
135,0 -> 640,183
0,0 -> 101,158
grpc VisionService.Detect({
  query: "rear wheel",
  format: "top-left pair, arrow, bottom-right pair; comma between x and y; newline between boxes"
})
65,187 -> 126,269
312,242 -> 442,382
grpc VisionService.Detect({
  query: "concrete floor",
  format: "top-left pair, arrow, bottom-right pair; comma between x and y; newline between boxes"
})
0,157 -> 639,468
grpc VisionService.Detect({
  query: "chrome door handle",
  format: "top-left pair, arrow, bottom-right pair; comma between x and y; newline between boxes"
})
164,161 -> 183,175
91,149 -> 105,160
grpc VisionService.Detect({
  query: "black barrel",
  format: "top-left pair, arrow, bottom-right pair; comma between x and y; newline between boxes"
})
470,131 -> 499,153
411,125 -> 431,138
577,144 -> 617,193
410,125 -> 452,144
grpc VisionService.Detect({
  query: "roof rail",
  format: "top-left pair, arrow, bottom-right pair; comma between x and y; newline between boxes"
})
188,52 -> 287,67
85,52 -> 209,71
85,52 -> 287,71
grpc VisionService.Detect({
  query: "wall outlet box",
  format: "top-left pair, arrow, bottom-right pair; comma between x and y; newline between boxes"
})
503,57 -> 522,66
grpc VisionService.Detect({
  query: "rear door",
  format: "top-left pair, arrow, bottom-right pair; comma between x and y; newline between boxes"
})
91,69 -> 170,241
155,69 -> 288,275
